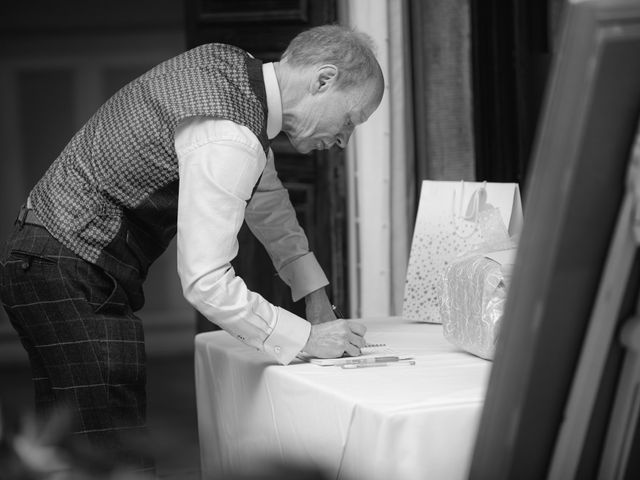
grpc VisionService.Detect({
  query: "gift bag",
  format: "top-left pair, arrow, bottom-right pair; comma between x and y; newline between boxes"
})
402,180 -> 523,323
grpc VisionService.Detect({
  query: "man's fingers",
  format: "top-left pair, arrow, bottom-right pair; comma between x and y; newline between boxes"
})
346,320 -> 367,337
344,342 -> 361,357
345,321 -> 366,356
348,331 -> 366,349
305,319 -> 369,358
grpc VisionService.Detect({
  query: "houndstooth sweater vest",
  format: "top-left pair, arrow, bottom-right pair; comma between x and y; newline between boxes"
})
29,44 -> 269,308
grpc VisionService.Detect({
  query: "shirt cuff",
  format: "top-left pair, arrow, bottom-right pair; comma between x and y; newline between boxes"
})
263,308 -> 312,365
278,252 -> 329,302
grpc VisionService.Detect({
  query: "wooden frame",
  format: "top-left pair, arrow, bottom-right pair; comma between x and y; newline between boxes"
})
195,0 -> 309,24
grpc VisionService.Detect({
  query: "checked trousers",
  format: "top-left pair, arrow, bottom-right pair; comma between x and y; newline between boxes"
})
0,221 -> 153,471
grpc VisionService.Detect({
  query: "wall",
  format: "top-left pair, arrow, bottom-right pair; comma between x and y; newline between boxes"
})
0,0 -> 194,363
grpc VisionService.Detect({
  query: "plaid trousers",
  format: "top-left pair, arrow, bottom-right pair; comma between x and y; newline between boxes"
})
0,220 -> 153,471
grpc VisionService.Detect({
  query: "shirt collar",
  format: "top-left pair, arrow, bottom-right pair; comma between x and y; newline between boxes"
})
262,62 -> 282,140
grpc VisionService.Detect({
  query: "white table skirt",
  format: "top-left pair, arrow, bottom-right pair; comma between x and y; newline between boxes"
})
194,317 -> 491,480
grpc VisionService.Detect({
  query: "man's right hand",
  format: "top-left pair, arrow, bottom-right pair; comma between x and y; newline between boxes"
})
303,319 -> 367,358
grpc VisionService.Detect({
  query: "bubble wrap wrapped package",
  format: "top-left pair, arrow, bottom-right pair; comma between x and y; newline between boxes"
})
440,248 -> 516,360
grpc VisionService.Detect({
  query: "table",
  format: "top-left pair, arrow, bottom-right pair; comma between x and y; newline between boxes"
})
194,317 -> 491,480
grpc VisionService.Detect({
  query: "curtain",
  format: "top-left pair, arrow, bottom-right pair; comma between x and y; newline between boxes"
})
344,0 -> 473,317
342,0 -> 414,317
388,0 -> 415,315
410,0 -> 475,182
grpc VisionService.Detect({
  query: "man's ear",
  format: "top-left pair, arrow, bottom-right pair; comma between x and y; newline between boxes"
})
314,65 -> 338,93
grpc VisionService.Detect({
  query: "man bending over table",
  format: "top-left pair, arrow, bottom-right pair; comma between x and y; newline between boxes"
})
0,24 -> 384,473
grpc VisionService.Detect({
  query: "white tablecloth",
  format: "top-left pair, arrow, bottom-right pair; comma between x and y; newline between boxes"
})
194,317 -> 491,480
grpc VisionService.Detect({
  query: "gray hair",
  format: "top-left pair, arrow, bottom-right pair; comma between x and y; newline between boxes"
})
281,24 -> 381,90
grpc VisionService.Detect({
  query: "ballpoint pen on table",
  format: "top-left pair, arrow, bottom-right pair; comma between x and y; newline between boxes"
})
342,356 -> 401,365
341,359 -> 416,369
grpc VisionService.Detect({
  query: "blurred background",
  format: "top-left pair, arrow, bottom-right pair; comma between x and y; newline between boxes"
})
0,0 -> 567,477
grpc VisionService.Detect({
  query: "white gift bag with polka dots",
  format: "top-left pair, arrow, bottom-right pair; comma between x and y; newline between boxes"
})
402,180 -> 523,323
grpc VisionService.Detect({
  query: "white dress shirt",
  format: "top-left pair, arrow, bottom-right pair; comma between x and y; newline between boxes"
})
175,62 -> 329,365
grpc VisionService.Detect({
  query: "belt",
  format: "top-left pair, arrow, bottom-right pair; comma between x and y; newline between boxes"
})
16,204 -> 45,227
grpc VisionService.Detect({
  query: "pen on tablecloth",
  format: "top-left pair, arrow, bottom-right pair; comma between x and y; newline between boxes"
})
342,356 -> 400,365
331,304 -> 344,319
341,359 -> 416,369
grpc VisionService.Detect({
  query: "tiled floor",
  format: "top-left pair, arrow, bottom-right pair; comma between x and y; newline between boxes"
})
0,352 -> 201,479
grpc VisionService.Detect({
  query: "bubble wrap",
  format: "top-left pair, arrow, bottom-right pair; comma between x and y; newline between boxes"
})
440,253 -> 510,360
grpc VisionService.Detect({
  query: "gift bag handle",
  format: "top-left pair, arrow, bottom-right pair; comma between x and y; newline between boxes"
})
464,181 -> 488,221
451,181 -> 488,238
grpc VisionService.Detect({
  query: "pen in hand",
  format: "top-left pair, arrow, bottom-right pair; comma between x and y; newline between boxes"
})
332,303 -> 381,357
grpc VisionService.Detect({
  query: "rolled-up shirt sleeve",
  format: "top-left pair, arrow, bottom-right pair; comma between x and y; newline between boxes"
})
245,149 -> 329,301
175,116 -> 311,365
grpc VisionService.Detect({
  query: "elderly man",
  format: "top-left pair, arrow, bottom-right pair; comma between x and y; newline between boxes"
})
0,24 -> 384,471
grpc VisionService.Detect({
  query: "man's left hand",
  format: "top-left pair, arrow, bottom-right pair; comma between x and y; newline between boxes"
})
305,287 -> 337,325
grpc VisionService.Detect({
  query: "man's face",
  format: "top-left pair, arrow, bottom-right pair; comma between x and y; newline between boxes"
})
284,76 -> 381,154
